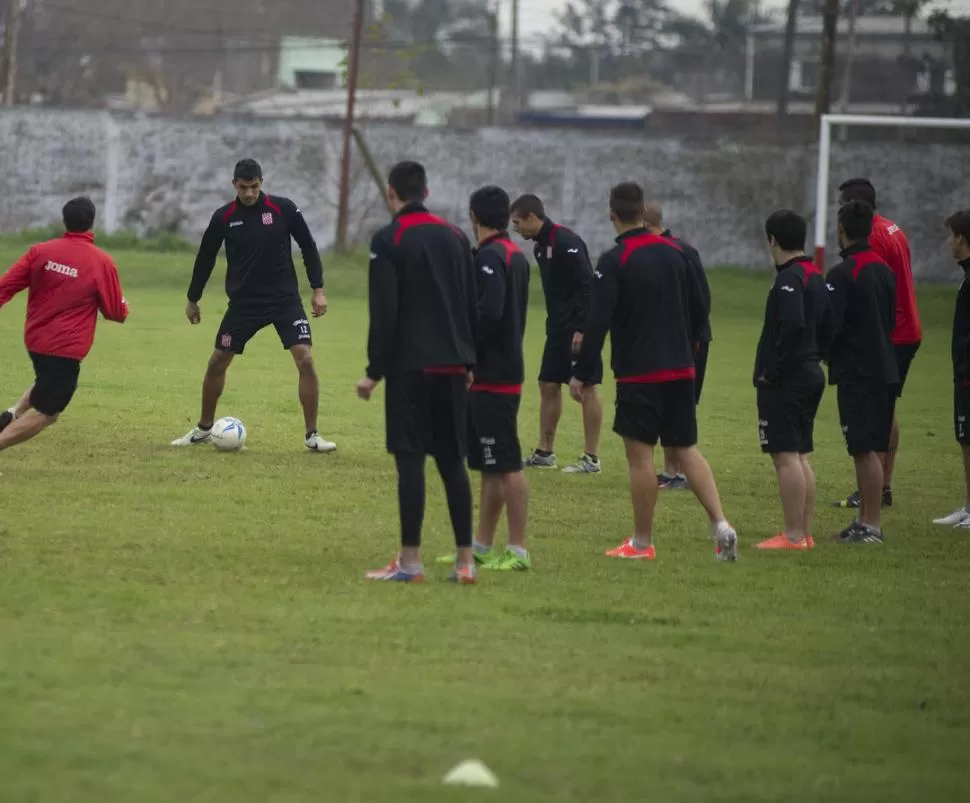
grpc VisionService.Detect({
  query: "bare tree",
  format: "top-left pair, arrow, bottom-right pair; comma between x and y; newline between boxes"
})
776,0 -> 800,122
815,0 -> 839,118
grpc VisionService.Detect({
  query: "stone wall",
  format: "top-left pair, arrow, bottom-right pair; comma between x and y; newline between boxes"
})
0,108 -> 967,280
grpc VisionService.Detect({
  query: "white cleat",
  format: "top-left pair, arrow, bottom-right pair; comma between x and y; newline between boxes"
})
306,432 -> 337,453
171,427 -> 212,447
713,521 -> 739,562
932,506 -> 970,527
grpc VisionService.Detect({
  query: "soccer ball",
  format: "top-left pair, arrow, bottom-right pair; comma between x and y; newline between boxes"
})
210,417 -> 247,451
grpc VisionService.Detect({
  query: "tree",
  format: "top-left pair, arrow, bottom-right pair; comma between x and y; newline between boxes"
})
815,0 -> 840,118
927,11 -> 970,117
776,0 -> 800,120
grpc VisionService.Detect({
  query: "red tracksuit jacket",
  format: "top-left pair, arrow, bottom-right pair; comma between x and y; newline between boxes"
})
0,231 -> 128,360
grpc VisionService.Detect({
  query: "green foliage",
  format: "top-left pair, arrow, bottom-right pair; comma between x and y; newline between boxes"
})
0,228 -> 195,253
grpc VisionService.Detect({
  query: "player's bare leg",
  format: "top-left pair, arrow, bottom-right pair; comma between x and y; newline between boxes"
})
201,349 -> 233,428
671,445 -> 738,560
582,388 -> 602,457
772,452 -> 807,542
538,381 -> 562,453
801,455 -> 817,540
882,415 -> 900,492
503,470 -> 529,551
475,475 -> 505,551
14,386 -> 32,417
856,452 -> 885,531
292,345 -> 336,452
0,410 -> 57,452
626,439 -> 657,545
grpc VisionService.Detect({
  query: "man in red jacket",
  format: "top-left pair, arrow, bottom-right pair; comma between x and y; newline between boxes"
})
833,178 -> 922,509
0,197 -> 128,451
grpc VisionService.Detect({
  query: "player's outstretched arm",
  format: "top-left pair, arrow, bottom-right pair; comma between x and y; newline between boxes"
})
186,212 -> 225,319
0,247 -> 36,308
285,200 -> 326,316
96,257 -> 129,323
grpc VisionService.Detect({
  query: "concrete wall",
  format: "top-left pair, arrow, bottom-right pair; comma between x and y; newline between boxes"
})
0,109 -> 967,280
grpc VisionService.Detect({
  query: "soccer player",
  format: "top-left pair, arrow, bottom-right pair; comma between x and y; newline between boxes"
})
439,186 -> 531,570
825,201 -> 898,544
570,182 -> 738,562
171,158 -> 336,453
0,197 -> 128,451
833,178 -> 921,509
753,210 -> 834,551
357,161 -> 479,584
932,210 -> 970,528
509,194 -> 603,474
642,201 -> 712,491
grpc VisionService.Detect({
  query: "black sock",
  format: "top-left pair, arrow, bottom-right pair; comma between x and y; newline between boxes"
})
197,422 -> 212,431
395,453 -> 426,548
306,430 -> 317,440
434,453 -> 473,549
535,449 -> 552,457
586,453 -> 599,462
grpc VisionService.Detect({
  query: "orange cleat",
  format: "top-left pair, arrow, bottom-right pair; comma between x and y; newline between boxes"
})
606,538 -> 657,560
754,533 -> 812,551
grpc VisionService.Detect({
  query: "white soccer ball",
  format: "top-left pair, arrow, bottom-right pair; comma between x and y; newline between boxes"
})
210,416 -> 247,451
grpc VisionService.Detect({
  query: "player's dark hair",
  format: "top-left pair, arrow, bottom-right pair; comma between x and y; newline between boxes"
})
765,209 -> 807,252
387,161 -> 427,203
62,196 -> 96,233
839,177 -> 877,209
609,182 -> 645,225
838,199 -> 874,243
510,193 -> 545,220
233,158 -> 263,181
470,185 -> 511,231
947,210 -> 970,243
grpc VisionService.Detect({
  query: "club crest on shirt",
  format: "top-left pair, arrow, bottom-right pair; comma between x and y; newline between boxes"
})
221,333 -> 232,348
262,212 -> 274,226
547,246 -> 553,260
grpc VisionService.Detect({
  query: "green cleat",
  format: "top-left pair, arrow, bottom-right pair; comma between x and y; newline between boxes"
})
436,550 -> 495,566
482,550 -> 532,571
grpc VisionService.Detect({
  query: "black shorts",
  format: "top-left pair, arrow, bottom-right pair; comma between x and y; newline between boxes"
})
613,380 -> 697,448
28,351 -> 81,416
215,299 -> 312,355
955,383 -> 970,446
757,381 -> 824,455
837,381 -> 897,457
539,331 -> 602,386
893,342 -> 920,397
467,390 -> 522,474
694,342 -> 710,405
385,371 -> 468,459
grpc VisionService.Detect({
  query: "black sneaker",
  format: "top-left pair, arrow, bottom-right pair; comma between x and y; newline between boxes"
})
834,489 -> 893,509
0,410 -> 12,434
835,522 -> 884,544
882,487 -> 893,507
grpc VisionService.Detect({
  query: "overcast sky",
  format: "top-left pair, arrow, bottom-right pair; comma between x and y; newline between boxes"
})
505,0 -> 970,43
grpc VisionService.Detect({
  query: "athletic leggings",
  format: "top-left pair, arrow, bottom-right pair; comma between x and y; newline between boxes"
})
395,452 -> 472,549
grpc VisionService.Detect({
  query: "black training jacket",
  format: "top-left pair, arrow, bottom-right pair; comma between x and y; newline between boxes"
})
574,228 -> 706,384
188,192 -> 323,307
664,229 -> 713,344
532,219 -> 594,336
366,203 -> 477,381
953,259 -> 970,384
472,233 -> 530,389
753,255 -> 834,387
825,243 -> 899,387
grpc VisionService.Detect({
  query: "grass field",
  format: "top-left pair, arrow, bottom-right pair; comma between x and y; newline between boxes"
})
1,244 -> 968,803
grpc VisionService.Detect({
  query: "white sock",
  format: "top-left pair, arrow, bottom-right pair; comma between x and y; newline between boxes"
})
472,542 -> 491,554
631,536 -> 652,550
400,562 -> 424,575
7,406 -> 19,419
509,545 -> 528,559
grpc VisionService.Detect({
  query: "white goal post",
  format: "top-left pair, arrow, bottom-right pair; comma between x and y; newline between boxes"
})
813,113 -> 970,267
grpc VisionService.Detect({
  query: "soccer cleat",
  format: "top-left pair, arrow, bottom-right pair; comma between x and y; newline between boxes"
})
755,533 -> 812,551
714,522 -> 739,562
523,450 -> 557,469
435,549 -> 495,566
562,454 -> 602,474
834,489 -> 893,509
835,522 -> 884,544
606,538 -> 656,560
658,474 -> 689,490
448,564 -> 478,584
806,535 -> 816,548
365,559 -> 425,583
306,432 -> 337,453
0,409 -> 12,435
957,518 -> 970,530
483,549 -> 532,571
171,426 -> 212,446
933,506 -> 970,527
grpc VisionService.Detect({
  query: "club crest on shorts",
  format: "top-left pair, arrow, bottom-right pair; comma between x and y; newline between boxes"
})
262,212 -> 274,225
221,333 -> 232,348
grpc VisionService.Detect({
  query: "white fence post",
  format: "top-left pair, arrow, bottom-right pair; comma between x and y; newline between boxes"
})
103,113 -> 120,234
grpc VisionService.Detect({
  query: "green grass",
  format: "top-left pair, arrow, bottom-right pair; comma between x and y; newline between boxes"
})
0,245 -> 968,803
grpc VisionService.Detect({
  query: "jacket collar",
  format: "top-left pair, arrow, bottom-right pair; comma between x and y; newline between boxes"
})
960,258 -> 970,274
839,241 -> 871,259
615,226 -> 649,244
395,201 -> 428,219
478,231 -> 511,249
535,218 -> 556,247
776,254 -> 812,273
64,231 -> 95,242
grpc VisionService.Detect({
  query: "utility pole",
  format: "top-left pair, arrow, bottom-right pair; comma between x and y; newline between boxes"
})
487,2 -> 498,125
814,0 -> 839,121
511,0 -> 521,113
2,0 -> 23,106
335,0 -> 365,252
837,0 -> 859,142
776,0 -> 800,124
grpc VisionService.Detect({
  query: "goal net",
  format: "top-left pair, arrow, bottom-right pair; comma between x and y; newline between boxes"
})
813,114 -> 970,279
